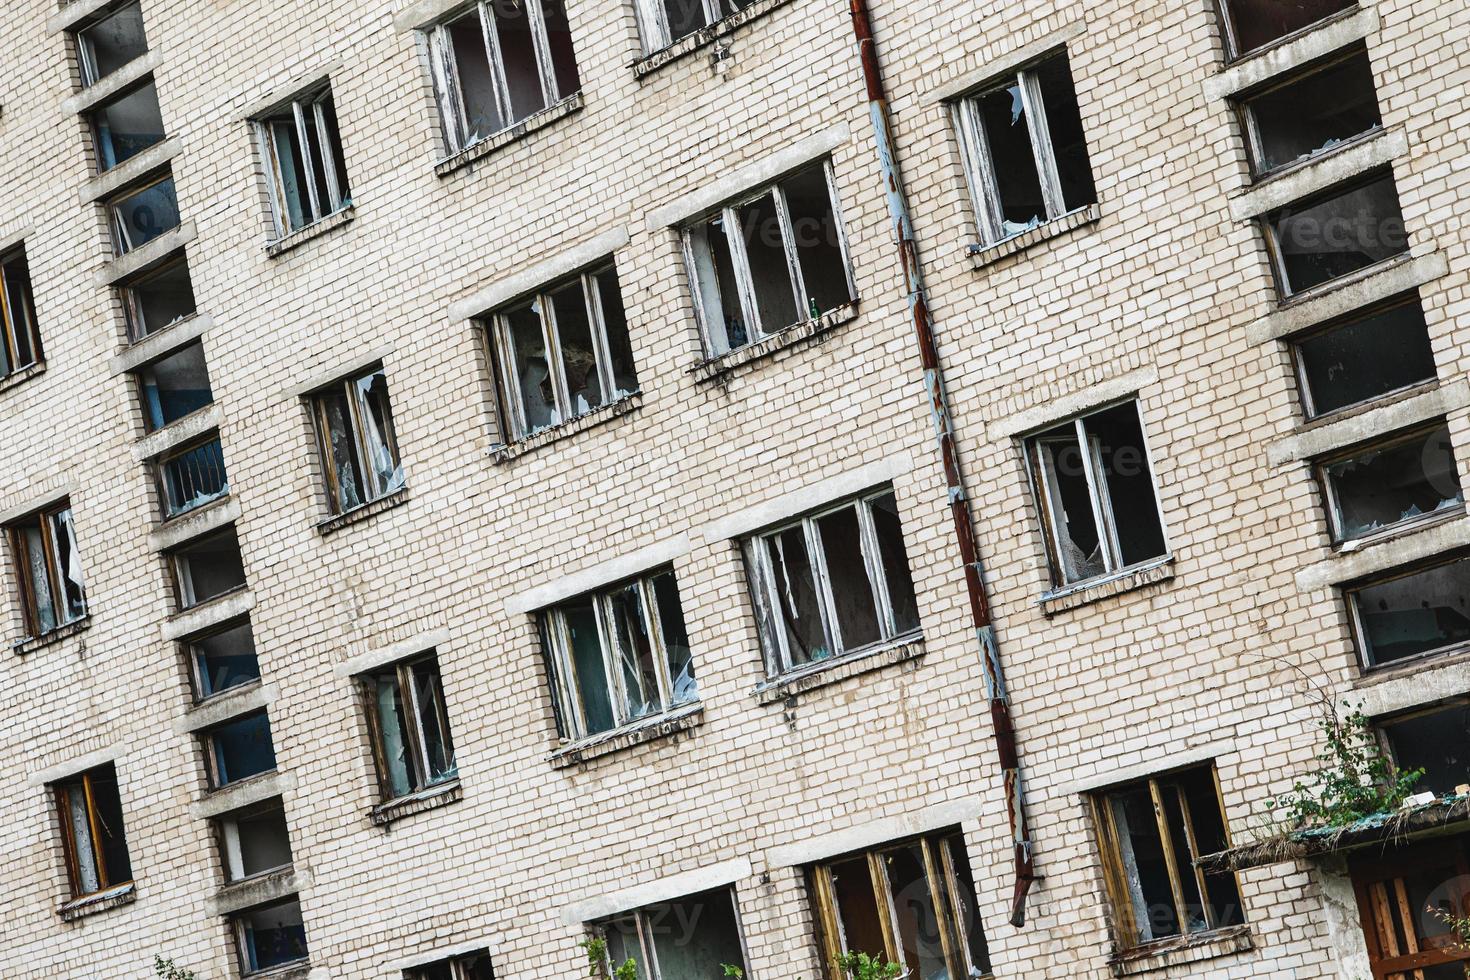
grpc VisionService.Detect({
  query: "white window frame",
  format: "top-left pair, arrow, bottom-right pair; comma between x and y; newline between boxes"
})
681,160 -> 855,357
310,366 -> 405,515
256,85 -> 349,239
75,0 -> 147,87
634,0 -> 749,54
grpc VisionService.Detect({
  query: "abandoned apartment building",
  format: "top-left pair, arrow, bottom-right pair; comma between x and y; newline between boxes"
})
5,0 -> 1470,976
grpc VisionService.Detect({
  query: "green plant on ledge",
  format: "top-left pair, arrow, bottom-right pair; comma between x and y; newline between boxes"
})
836,951 -> 904,980
1267,699 -> 1423,830
579,936 -> 638,980
153,956 -> 197,980
1426,906 -> 1470,979
720,966 -> 745,978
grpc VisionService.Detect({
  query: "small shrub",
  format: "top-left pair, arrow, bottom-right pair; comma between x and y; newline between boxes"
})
1267,701 -> 1422,829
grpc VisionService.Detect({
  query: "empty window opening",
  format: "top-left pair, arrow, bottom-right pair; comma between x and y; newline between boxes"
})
361,654 -> 459,801
120,252 -> 196,342
204,710 -> 277,788
0,247 -> 41,379
635,0 -> 758,53
233,897 -> 309,975
1349,555 -> 1470,668
955,50 -> 1097,246
257,86 -> 350,238
595,887 -> 748,979
540,566 -> 696,741
1350,839 -> 1470,979
1091,765 -> 1245,950
1026,400 -> 1168,588
406,949 -> 497,980
1266,170 -> 1407,297
809,829 -> 991,979
485,263 -> 637,440
1241,48 -> 1380,176
1379,700 -> 1470,798
170,526 -> 247,609
137,340 -> 213,431
189,618 -> 261,700
1219,0 -> 1356,59
310,366 -> 404,515
427,0 -> 580,155
684,160 -> 854,357
744,488 -> 920,676
91,79 -> 165,171
1320,424 -> 1462,542
53,765 -> 132,899
8,501 -> 87,637
1292,295 -> 1436,418
217,798 -> 293,883
108,172 -> 181,255
76,1 -> 148,86
158,434 -> 230,519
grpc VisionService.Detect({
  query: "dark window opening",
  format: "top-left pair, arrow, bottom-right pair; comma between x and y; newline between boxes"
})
1380,701 -> 1470,798
54,765 -> 132,899
170,526 -> 247,609
158,435 -> 229,518
76,1 -> 148,85
0,247 -> 41,378
1220,0 -> 1356,58
597,887 -> 748,978
1349,555 -> 1470,667
108,173 -> 181,255
138,340 -> 213,431
217,798 -> 293,882
362,654 -> 458,800
309,366 -> 404,514
233,898 -> 309,975
120,253 -> 196,341
8,502 -> 87,636
1320,424 -> 1462,542
205,710 -> 277,787
1242,49 -> 1380,175
91,79 -> 165,171
1267,171 -> 1408,296
1293,295 -> 1436,418
189,618 -> 261,700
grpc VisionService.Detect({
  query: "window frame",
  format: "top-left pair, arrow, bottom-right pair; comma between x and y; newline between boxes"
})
540,566 -> 695,742
633,0 -> 749,54
215,797 -> 293,883
9,501 -> 87,637
1216,0 -> 1357,62
74,0 -> 148,87
404,949 -> 497,980
169,526 -> 248,610
232,896 -> 310,976
1315,422 -> 1461,544
681,159 -> 856,357
309,365 -> 405,516
186,616 -> 261,703
119,251 -> 195,343
1261,168 -> 1408,298
155,431 -> 230,519
202,709 -> 277,789
0,246 -> 42,377
255,85 -> 350,239
359,653 -> 460,802
106,170 -> 180,255
1289,293 -> 1435,421
1236,47 -> 1380,179
53,766 -> 132,899
593,887 -> 750,980
1375,697 -> 1470,793
484,263 -> 636,442
427,0 -> 578,155
1345,553 -> 1470,670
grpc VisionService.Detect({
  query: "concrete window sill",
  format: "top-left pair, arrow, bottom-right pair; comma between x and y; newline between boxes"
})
631,0 -> 796,78
435,94 -> 584,178
1333,505 -> 1466,556
968,204 -> 1101,270
58,881 -> 136,921
549,704 -> 702,769
690,302 -> 859,383
266,206 -> 355,258
0,361 -> 46,397
1108,924 -> 1254,977
210,866 -> 301,917
370,779 -> 463,827
244,960 -> 311,980
754,636 -> 925,705
1038,556 -> 1175,616
491,394 -> 641,463
13,615 -> 91,656
317,487 -> 410,535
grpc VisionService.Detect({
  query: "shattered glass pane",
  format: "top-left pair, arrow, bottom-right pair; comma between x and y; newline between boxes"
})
51,509 -> 87,624
661,0 -> 712,43
506,299 -> 561,434
607,583 -> 661,721
22,524 -> 57,634
91,80 -> 165,171
1036,53 -> 1096,212
372,668 -> 414,797
766,527 -> 829,666
448,10 -> 505,144
780,164 -> 851,317
1355,557 -> 1470,666
651,570 -> 697,705
690,214 -> 749,354
1036,430 -> 1106,584
492,0 -> 547,123
594,267 -> 639,398
0,252 -> 36,374
563,598 -> 616,734
550,280 -> 604,417
1296,298 -> 1435,417
1109,785 -> 1180,943
870,491 -> 920,635
736,191 -> 801,334
1247,50 -> 1381,174
268,117 -> 311,232
411,659 -> 457,784
319,388 -> 365,512
1271,172 -> 1408,295
1224,0 -> 1355,57
1381,703 -> 1470,797
816,505 -> 883,652
975,80 -> 1046,236
353,370 -> 404,498
1324,424 -> 1461,541
160,437 -> 229,518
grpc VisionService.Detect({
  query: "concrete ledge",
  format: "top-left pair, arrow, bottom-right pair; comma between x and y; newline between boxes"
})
82,137 -> 178,205
1204,6 -> 1378,100
0,485 -> 71,527
58,882 -> 136,922
969,204 -> 1101,269
1354,655 -> 1470,717
1246,252 -> 1449,345
631,0 -> 796,78
690,303 -> 858,382
1267,379 -> 1468,464
209,868 -> 304,917
285,344 -> 393,397
435,94 -> 584,178
109,314 -> 213,377
370,779 -> 462,826
395,0 -> 476,31
1109,925 -> 1254,977
702,452 -> 913,542
317,488 -> 409,536
335,628 -> 451,679
61,51 -> 158,115
561,855 -> 751,925
266,206 -> 354,258
391,940 -> 495,974
133,404 -> 222,461
928,21 -> 1086,102
149,496 -> 238,552
13,615 -> 92,657
237,61 -> 342,120
491,394 -> 641,464
549,705 -> 702,769
450,226 -> 630,322
163,589 -> 255,642
1230,128 -> 1404,221
192,770 -> 293,820
48,0 -> 126,34
176,681 -> 270,735
754,638 -> 924,705
27,743 -> 122,788
1296,516 -> 1470,591
768,797 -> 983,868
992,366 -> 1159,438
645,123 -> 849,231
1038,557 -> 1175,615
97,221 -> 196,286
507,535 -> 692,616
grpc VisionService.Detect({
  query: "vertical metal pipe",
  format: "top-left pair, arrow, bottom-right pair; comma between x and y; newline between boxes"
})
848,0 -> 1038,926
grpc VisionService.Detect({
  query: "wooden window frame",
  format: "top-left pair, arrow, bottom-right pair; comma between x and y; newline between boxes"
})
53,767 -> 131,899
256,85 -> 350,239
1350,837 -> 1470,980
9,501 -> 86,637
360,653 -> 459,802
0,247 -> 42,377
309,366 -> 404,515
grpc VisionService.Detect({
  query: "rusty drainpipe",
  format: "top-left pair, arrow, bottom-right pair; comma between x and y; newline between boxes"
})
849,0 -> 1039,927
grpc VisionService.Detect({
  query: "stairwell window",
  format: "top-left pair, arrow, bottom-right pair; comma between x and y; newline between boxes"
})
0,247 -> 42,380
53,765 -> 133,900
107,172 -> 180,255
75,1 -> 148,86
216,798 -> 293,883
426,0 -> 581,155
256,85 -> 351,239
594,887 -> 749,977
406,950 -> 497,980
635,0 -> 757,53
203,711 -> 277,788
1318,423 -> 1462,543
309,366 -> 405,515
157,434 -> 229,519
955,51 -> 1096,247
1219,0 -> 1356,59
360,654 -> 459,801
1264,170 -> 1408,297
9,501 -> 87,638
1347,555 -> 1470,668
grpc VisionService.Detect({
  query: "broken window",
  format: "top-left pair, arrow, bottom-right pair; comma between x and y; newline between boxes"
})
1026,400 -> 1168,588
256,85 -> 350,238
216,798 -> 293,882
1219,0 -> 1356,59
406,949 -> 497,980
1292,295 -> 1436,418
91,79 -> 166,171
809,829 -> 991,979
120,252 -> 196,341
0,247 -> 41,380
75,1 -> 148,86
744,488 -> 920,676
955,51 -> 1096,246
1349,555 -> 1470,668
596,887 -> 748,979
1241,48 -> 1380,176
540,566 -> 696,740
309,366 -> 405,514
53,765 -> 132,899
170,526 -> 248,609
635,0 -> 758,53
204,710 -> 277,788
1091,765 -> 1245,950
8,501 -> 87,637
137,340 -> 213,431
684,161 -> 855,357
1319,423 -> 1462,542
188,617 -> 261,700
233,897 -> 309,975
157,434 -> 230,518
1266,170 -> 1408,296
427,0 -> 580,154
485,263 -> 638,440
1379,700 -> 1470,798
108,172 -> 181,255
1350,839 -> 1470,979
360,654 -> 458,801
